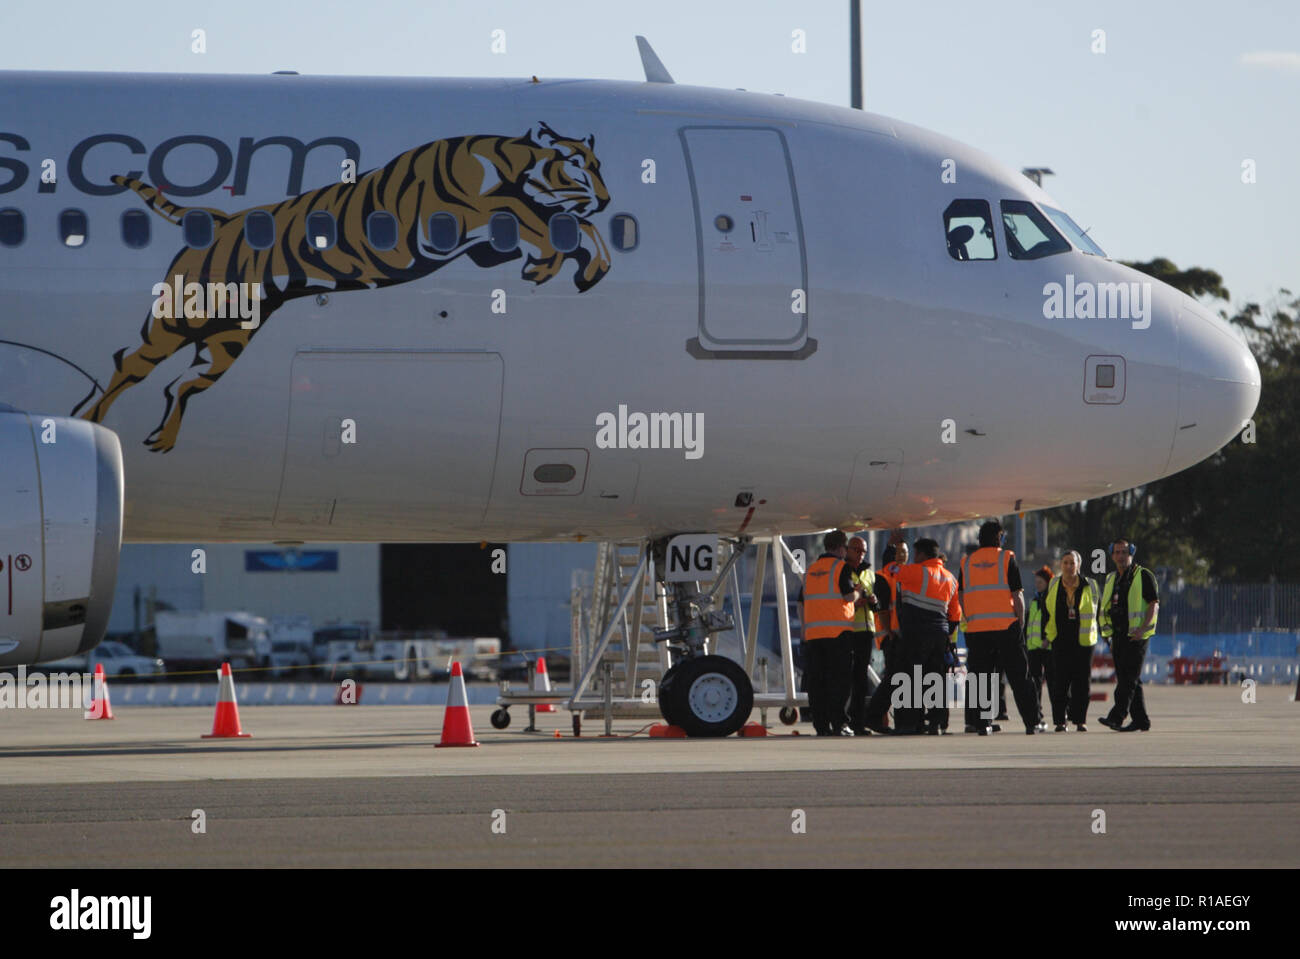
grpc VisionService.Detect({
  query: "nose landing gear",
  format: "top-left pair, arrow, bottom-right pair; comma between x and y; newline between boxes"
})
658,654 -> 753,737
652,537 -> 754,737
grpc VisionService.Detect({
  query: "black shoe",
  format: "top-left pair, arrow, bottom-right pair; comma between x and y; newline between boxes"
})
1097,715 -> 1122,731
1075,724 -> 1087,732
978,726 -> 990,736
837,727 -> 856,737
863,720 -> 890,735
1025,725 -> 1035,735
851,727 -> 874,736
1119,721 -> 1150,732
927,725 -> 940,735
1054,724 -> 1068,732
996,712 -> 1009,721
989,724 -> 1002,733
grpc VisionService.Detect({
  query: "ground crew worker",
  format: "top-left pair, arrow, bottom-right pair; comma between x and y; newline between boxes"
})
888,538 -> 961,734
958,520 -> 1040,734
1025,565 -> 1055,733
800,529 -> 858,736
1045,550 -> 1098,731
845,536 -> 881,735
862,541 -> 907,732
1097,538 -> 1159,732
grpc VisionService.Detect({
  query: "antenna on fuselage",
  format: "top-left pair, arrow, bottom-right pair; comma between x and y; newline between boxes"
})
850,0 -> 863,109
636,36 -> 675,83
1021,167 -> 1055,188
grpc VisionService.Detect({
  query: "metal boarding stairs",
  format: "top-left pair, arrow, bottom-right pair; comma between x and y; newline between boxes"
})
495,535 -> 809,732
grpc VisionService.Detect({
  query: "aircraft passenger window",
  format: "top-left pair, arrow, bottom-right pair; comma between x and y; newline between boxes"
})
244,210 -> 275,250
183,210 -> 214,249
306,211 -> 335,250
1096,364 -> 1116,389
121,209 -> 150,249
0,208 -> 23,247
366,211 -> 398,251
1042,205 -> 1108,257
59,209 -> 88,248
943,200 -> 995,260
489,212 -> 518,253
610,213 -> 638,251
428,212 -> 459,253
549,213 -> 580,253
1000,200 -> 1070,260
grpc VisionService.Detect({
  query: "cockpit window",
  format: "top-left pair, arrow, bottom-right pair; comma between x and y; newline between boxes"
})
1041,205 -> 1107,257
943,199 -> 996,260
1000,200 -> 1071,260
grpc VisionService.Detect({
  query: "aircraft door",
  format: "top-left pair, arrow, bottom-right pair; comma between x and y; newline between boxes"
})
681,127 -> 811,356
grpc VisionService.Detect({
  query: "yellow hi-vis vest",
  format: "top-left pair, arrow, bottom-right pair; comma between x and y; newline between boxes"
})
802,556 -> 855,641
1025,595 -> 1046,650
1099,566 -> 1158,640
851,567 -> 875,630
1044,577 -> 1099,647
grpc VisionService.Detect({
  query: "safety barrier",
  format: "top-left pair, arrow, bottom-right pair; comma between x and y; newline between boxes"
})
105,682 -> 503,707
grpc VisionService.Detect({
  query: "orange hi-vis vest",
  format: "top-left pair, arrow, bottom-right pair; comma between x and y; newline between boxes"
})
802,555 -> 855,641
895,558 -> 961,624
874,561 -> 905,635
959,547 -> 1018,632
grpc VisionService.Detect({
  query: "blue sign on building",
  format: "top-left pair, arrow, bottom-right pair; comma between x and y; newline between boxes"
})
245,550 -> 339,572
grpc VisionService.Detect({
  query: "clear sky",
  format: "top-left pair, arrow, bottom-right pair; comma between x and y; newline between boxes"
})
3,0 -> 1295,309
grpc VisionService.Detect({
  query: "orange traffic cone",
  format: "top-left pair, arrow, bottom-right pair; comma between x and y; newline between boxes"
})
436,661 -> 479,747
84,662 -> 114,720
202,662 -> 251,738
533,656 -> 555,712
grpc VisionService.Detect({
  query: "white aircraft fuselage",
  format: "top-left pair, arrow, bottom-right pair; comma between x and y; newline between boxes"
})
0,71 -> 1260,547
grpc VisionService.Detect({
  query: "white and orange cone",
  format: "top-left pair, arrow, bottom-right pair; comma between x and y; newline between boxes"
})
84,662 -> 114,720
533,656 -> 555,712
436,661 -> 479,747
202,662 -> 251,738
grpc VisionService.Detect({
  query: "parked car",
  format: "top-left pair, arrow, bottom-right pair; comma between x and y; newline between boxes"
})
40,641 -> 166,683
269,639 -> 315,679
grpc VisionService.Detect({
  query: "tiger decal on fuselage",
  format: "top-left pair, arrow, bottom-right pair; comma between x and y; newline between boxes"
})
74,121 -> 611,452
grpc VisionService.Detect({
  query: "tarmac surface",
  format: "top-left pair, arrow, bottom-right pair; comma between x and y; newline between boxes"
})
1,685 -> 1297,867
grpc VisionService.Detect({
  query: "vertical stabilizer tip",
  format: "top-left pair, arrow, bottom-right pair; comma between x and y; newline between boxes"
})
636,36 -> 675,84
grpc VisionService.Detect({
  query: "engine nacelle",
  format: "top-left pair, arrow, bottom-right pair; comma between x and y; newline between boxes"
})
0,411 -> 123,666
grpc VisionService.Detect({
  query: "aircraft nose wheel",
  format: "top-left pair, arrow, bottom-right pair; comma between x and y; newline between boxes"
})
778,706 -> 799,726
490,708 -> 511,729
657,655 -> 753,737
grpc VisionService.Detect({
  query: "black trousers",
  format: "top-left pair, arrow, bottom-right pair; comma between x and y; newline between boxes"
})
1107,636 -> 1150,726
965,625 -> 1040,729
1026,647 -> 1059,725
1051,641 -> 1093,724
805,631 -> 853,734
863,634 -> 897,727
885,626 -> 949,733
848,631 -> 877,731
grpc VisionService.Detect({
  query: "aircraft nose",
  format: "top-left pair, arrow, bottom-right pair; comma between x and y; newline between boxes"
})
1167,304 -> 1261,474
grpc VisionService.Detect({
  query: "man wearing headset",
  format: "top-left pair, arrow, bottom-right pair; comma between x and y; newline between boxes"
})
1097,538 -> 1160,732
